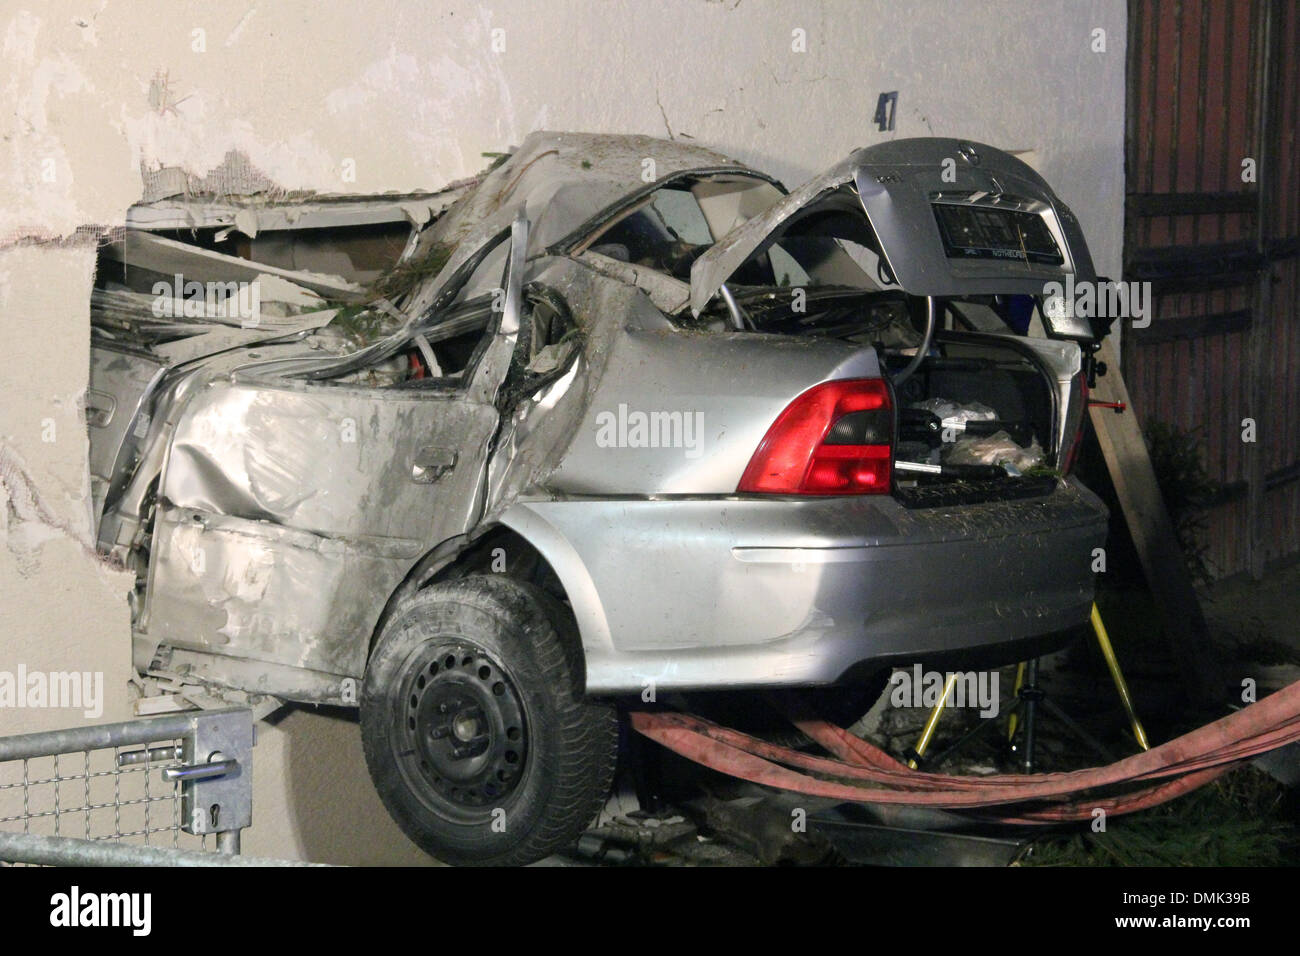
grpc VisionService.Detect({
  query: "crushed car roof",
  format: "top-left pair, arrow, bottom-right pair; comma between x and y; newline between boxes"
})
419,130 -> 765,257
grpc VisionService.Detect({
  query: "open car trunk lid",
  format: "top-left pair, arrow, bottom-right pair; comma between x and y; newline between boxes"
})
689,137 -> 1099,317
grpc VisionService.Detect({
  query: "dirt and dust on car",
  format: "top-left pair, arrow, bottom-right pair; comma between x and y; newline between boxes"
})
88,132 -> 1115,865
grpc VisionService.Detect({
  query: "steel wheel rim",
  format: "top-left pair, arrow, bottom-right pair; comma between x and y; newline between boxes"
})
395,640 -> 530,824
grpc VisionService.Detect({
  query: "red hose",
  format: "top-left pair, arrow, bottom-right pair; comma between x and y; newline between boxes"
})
629,679 -> 1300,822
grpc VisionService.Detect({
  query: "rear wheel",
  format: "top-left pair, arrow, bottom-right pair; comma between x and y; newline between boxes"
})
361,576 -> 617,866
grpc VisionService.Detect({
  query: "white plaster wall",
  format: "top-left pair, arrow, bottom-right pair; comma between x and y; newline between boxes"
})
0,0 -> 1125,863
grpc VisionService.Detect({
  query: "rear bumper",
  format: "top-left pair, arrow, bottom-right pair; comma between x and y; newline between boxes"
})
502,478 -> 1108,694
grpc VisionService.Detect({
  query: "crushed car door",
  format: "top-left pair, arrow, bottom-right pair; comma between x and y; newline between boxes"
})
87,343 -> 165,530
137,216 -> 529,685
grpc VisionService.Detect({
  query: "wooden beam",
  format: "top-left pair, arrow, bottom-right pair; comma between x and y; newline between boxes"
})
1088,337 -> 1224,704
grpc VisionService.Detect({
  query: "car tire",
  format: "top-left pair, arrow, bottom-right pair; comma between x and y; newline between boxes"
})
361,575 -> 618,866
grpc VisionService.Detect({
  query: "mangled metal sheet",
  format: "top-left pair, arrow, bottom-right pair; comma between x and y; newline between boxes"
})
415,131 -> 763,260
106,231 -> 363,301
87,347 -> 164,526
690,154 -> 858,315
126,188 -> 473,234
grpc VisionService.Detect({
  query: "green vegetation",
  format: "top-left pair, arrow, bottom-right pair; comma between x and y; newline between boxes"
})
364,240 -> 456,306
328,304 -> 393,348
1025,766 -> 1298,866
1144,420 -> 1224,585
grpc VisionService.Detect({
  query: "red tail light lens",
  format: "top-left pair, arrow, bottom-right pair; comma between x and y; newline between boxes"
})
738,379 -> 893,495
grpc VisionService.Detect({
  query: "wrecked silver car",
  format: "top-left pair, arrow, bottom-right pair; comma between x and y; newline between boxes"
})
89,132 -> 1110,865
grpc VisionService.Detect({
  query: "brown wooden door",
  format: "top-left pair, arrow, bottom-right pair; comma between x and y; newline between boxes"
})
1124,0 -> 1298,579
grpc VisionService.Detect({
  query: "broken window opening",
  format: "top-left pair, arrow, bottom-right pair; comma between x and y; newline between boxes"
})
492,283 -> 582,414
574,173 -> 783,282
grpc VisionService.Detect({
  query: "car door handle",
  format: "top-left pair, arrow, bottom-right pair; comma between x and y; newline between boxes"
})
85,389 -> 116,428
412,447 -> 457,483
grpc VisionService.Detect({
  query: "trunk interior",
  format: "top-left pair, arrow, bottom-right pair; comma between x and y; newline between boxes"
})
889,331 -> 1059,508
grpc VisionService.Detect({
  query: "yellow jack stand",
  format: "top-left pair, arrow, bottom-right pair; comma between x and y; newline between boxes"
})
1089,603 -> 1151,751
908,603 -> 1150,772
907,673 -> 959,770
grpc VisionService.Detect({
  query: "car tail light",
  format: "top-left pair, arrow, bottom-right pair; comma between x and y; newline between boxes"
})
738,379 -> 893,495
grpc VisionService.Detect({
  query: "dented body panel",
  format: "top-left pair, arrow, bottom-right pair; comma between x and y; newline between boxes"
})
140,380 -> 497,679
89,132 -> 1109,705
